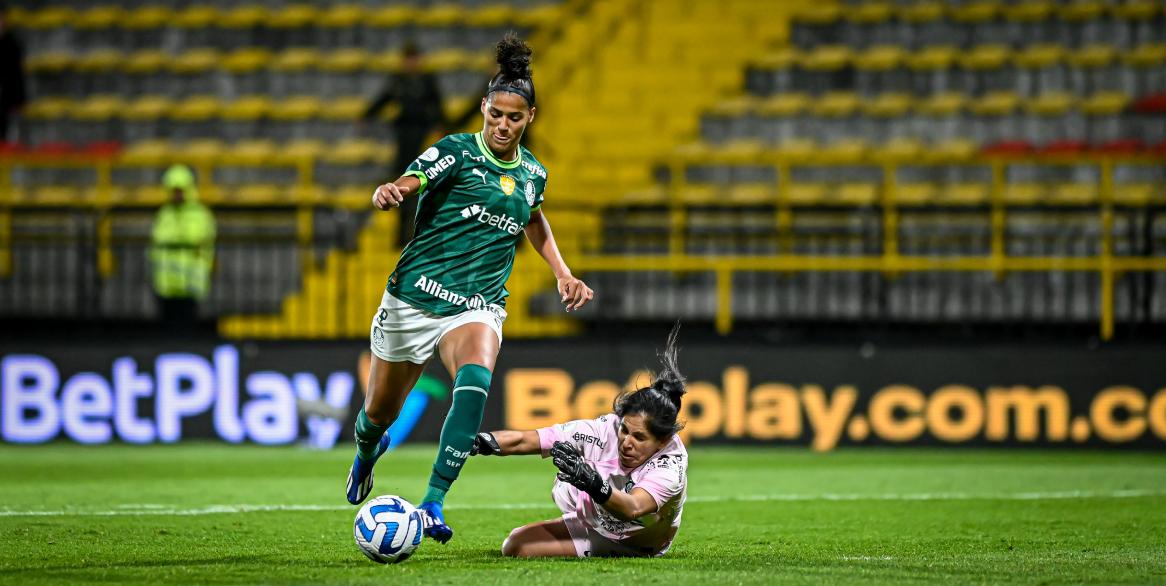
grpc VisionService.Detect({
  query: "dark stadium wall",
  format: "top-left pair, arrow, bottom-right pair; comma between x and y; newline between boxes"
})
2,339 -> 1165,449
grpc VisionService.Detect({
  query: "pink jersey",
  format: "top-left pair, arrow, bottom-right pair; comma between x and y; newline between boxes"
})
537,413 -> 688,556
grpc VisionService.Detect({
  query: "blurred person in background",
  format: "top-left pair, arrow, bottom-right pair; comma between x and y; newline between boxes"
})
361,41 -> 446,247
149,164 -> 216,332
471,325 -> 688,559
0,3 -> 26,142
346,33 -> 594,544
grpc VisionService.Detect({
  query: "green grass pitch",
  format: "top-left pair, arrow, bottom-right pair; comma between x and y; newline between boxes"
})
1,444 -> 1164,584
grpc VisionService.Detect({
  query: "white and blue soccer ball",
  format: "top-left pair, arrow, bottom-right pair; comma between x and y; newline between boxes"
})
354,495 -> 424,564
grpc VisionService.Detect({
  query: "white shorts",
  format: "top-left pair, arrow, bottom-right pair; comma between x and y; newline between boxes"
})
369,290 -> 506,364
561,512 -> 657,558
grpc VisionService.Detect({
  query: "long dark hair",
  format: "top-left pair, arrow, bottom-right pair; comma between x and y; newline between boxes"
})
486,32 -> 535,107
613,323 -> 686,440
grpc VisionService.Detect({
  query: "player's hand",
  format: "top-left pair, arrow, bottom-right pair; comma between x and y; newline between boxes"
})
550,441 -> 611,503
556,275 -> 594,312
371,182 -> 405,211
470,432 -> 501,456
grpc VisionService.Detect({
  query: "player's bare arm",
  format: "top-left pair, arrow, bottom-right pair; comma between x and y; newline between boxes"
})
371,175 -> 422,210
524,210 -> 594,311
472,430 -> 540,456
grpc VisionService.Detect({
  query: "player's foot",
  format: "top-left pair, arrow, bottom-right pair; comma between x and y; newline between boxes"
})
417,501 -> 453,544
345,434 -> 390,505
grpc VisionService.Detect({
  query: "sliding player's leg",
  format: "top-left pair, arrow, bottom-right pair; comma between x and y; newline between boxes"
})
501,519 -> 579,558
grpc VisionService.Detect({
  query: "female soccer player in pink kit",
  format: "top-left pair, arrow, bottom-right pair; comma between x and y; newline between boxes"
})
470,326 -> 688,558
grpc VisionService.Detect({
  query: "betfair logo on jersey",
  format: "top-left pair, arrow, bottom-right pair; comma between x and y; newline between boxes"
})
521,160 -> 547,180
460,204 -> 523,235
499,175 -> 516,196
423,154 -> 457,180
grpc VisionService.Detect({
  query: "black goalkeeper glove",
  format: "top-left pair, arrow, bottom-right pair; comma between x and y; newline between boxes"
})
470,432 -> 501,456
550,441 -> 612,504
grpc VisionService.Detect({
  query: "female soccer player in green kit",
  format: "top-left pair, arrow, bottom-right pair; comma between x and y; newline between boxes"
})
345,33 -> 594,544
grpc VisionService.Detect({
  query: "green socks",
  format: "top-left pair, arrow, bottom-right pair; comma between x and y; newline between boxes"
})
423,363 -> 491,505
354,408 -> 390,461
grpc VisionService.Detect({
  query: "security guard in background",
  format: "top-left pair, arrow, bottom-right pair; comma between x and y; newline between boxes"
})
149,164 -> 215,330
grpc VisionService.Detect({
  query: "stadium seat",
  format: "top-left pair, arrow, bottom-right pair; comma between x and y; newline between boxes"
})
269,48 -> 322,98
318,49 -> 371,99
120,5 -> 171,52
221,48 -> 273,100
169,95 -> 222,141
221,96 -> 272,144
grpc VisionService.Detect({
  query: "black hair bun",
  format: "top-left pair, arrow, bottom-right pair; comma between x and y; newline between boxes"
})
496,31 -> 532,80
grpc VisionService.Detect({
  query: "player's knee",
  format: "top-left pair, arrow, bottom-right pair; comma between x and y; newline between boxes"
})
500,527 -> 525,557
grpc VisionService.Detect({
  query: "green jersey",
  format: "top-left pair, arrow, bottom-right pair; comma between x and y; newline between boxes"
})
386,132 -> 547,316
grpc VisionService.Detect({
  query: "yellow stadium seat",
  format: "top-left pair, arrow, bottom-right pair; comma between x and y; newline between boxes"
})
970,91 -> 1021,116
854,46 -> 906,72
1123,44 -> 1166,68
274,140 -> 326,166
1114,184 -> 1154,206
466,5 -> 516,28
1014,44 -> 1065,70
895,183 -> 938,206
221,96 -> 272,122
229,184 -> 283,206
117,139 -> 174,167
1003,0 -> 1053,23
847,2 -> 893,24
319,49 -> 368,73
170,96 -> 222,122
960,45 -> 1012,71
753,48 -> 799,71
270,96 -> 322,122
950,1 -> 1001,24
23,98 -> 72,122
905,46 -> 958,72
320,96 -> 368,122
217,5 -> 269,29
368,50 -> 403,75
899,2 -> 943,24
122,96 -> 174,122
811,91 -> 860,117
121,50 -> 168,75
173,6 -> 218,29
424,48 -> 470,73
1110,1 -> 1159,21
414,4 -> 463,28
271,48 -> 321,73
71,95 -> 125,122
793,4 -> 842,25
917,92 -> 967,116
727,183 -> 773,205
367,5 -> 417,29
1058,1 -> 1104,23
512,4 -> 561,28
121,6 -> 172,31
1025,92 -> 1075,117
862,93 -> 914,118
757,93 -> 809,117
937,182 -> 989,206
927,138 -> 978,163
801,46 -> 853,72
74,49 -> 122,74
1048,183 -> 1098,206
172,139 -> 225,167
1068,44 -> 1117,69
74,6 -> 124,31
268,4 -> 318,29
1081,91 -> 1129,116
24,7 -> 74,31
221,48 -> 273,75
1003,183 -> 1046,205
877,137 -> 925,163
785,183 -> 827,206
319,4 -> 365,29
169,49 -> 221,75
26,51 -> 72,76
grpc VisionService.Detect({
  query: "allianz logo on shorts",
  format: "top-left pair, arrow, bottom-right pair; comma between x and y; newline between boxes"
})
459,204 -> 523,235
414,275 -> 487,309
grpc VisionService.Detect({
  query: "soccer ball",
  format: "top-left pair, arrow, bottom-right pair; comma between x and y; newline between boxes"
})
353,495 -> 424,564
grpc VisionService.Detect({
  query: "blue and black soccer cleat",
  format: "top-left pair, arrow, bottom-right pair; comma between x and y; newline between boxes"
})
345,434 -> 391,505
417,501 -> 454,544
